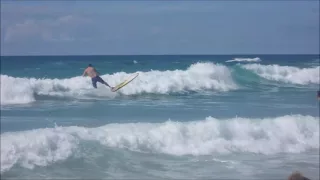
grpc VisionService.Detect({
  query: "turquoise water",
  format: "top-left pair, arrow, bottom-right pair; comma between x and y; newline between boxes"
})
1,55 -> 319,179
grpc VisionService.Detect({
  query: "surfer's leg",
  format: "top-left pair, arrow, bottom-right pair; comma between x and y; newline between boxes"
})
96,76 -> 111,88
91,77 -> 98,88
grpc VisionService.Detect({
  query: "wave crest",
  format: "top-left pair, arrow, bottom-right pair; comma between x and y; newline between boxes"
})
226,57 -> 261,63
242,64 -> 320,85
0,62 -> 237,105
1,115 -> 318,173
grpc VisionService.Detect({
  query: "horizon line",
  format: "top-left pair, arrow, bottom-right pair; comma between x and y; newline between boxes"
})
1,53 -> 319,57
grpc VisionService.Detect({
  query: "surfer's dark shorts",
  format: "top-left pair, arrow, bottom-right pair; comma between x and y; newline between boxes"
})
91,76 -> 105,88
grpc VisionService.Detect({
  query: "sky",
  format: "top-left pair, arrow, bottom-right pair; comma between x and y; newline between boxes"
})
0,1 -> 319,55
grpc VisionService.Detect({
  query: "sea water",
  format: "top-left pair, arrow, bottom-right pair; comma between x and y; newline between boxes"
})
1,55 -> 319,179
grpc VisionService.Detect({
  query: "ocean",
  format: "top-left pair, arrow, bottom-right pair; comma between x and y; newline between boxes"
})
1,54 -> 319,179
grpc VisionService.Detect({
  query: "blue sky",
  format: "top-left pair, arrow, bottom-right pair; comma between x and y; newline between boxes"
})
1,1 -> 319,55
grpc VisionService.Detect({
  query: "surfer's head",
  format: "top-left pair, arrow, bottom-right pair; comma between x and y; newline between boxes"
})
88,64 -> 92,67
287,171 -> 310,180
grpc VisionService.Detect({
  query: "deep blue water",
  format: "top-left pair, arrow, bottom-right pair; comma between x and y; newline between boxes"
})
1,55 -> 319,179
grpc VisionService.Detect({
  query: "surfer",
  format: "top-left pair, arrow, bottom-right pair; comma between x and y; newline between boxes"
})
317,90 -> 320,100
82,64 -> 114,89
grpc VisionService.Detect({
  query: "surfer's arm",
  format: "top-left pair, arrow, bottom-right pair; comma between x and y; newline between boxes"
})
82,69 -> 87,77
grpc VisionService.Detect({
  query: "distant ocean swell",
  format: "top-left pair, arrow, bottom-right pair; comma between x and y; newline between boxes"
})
1,114 -> 318,173
1,62 -> 319,105
226,57 -> 261,63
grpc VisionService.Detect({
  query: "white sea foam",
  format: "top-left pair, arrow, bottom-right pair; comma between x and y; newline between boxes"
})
305,59 -> 320,67
226,57 -> 261,63
0,62 -> 237,105
1,115 -> 318,173
242,64 -> 320,85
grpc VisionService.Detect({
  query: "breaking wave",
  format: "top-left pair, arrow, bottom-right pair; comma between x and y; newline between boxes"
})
226,57 -> 261,63
0,62 -> 237,105
241,64 -> 320,85
1,62 -> 319,105
1,114 -> 318,173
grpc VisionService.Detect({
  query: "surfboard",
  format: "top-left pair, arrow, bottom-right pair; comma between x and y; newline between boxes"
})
111,73 -> 139,92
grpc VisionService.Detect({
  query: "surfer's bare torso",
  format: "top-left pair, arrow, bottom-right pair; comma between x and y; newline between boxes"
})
83,67 -> 98,78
